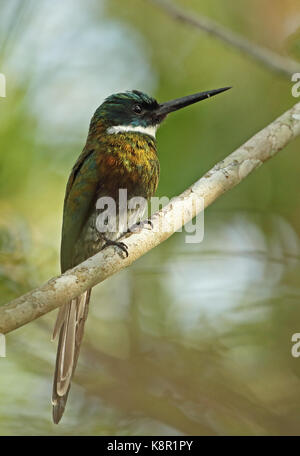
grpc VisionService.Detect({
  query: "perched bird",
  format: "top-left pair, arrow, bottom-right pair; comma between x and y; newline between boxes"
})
52,87 -> 231,423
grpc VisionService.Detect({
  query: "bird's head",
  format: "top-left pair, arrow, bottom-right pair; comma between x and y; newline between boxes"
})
93,87 -> 231,139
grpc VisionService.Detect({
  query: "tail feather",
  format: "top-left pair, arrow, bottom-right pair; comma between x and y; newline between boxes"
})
52,303 -> 68,341
52,289 -> 91,424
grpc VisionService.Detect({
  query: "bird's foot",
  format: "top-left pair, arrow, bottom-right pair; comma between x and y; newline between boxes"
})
103,238 -> 129,258
129,219 -> 153,233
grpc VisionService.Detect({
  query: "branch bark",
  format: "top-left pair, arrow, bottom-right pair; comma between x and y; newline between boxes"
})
148,0 -> 300,79
1,102 -> 300,334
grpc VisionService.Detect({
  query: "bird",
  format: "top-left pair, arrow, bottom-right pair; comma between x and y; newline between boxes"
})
51,86 -> 231,423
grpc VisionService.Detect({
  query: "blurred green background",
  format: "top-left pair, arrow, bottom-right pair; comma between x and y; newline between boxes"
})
1,0 -> 300,436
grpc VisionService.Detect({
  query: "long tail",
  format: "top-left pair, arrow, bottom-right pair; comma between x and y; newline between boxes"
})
51,289 -> 91,424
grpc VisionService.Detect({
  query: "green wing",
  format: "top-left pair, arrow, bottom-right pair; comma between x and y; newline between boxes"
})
60,148 -> 100,272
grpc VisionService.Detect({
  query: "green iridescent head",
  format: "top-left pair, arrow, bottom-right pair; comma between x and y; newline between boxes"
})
95,90 -> 160,128
92,87 -> 231,135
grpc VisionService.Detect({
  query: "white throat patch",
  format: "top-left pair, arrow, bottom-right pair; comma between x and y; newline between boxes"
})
107,124 -> 158,138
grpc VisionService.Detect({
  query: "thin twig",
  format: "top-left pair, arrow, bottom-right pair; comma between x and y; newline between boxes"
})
0,102 -> 300,334
148,0 -> 300,79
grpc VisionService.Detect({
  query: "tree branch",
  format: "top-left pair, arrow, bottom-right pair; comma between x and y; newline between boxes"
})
148,0 -> 300,79
1,102 -> 300,334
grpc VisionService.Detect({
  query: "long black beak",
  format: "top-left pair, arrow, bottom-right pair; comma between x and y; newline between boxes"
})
155,87 -> 231,118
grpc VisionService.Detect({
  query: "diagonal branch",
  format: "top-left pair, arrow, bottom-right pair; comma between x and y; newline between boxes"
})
148,0 -> 300,79
1,102 -> 300,334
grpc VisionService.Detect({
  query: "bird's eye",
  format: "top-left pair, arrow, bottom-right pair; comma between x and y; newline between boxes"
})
133,104 -> 142,114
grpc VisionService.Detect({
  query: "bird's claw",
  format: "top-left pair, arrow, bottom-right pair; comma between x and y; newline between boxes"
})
144,219 -> 153,229
104,239 -> 129,258
129,219 -> 153,233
